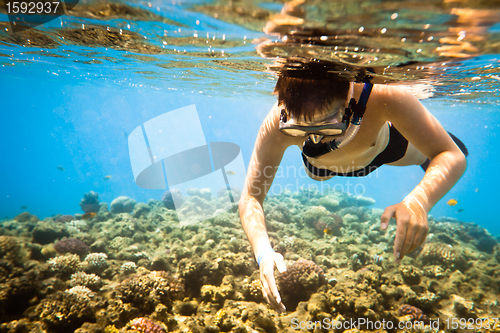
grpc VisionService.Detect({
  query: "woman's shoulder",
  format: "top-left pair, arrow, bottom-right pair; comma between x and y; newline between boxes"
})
372,83 -> 434,100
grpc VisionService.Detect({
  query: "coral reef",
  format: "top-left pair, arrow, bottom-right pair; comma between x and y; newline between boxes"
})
32,222 -> 69,244
80,191 -> 100,213
54,238 -> 89,255
84,252 -> 108,271
1,189 -> 500,332
111,196 -> 137,214
48,253 -> 82,277
120,261 -> 137,274
161,189 -> 184,210
419,242 -> 468,270
67,219 -> 90,234
277,259 -> 326,310
56,214 -> 75,223
118,271 -> 184,312
127,317 -> 166,333
314,213 -> 344,236
398,304 -> 430,322
35,289 -> 96,330
0,235 -> 22,262
70,271 -> 102,290
14,212 -> 40,223
399,265 -> 423,285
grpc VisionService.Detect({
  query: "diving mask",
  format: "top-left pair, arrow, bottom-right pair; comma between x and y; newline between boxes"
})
279,104 -> 352,142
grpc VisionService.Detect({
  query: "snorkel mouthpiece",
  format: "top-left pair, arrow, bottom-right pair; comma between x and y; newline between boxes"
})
309,134 -> 323,144
302,82 -> 374,158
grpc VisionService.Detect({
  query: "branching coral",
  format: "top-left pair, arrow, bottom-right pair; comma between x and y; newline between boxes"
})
120,261 -> 137,274
84,252 -> 108,271
47,253 -> 82,277
70,271 -> 101,290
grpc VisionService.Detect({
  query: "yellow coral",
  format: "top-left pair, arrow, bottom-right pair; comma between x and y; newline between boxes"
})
214,308 -> 226,327
104,325 -> 119,333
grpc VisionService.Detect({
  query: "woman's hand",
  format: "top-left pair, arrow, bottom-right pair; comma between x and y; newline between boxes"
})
259,252 -> 287,312
380,198 -> 429,263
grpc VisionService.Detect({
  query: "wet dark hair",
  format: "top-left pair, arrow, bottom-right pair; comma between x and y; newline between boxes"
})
274,75 -> 351,121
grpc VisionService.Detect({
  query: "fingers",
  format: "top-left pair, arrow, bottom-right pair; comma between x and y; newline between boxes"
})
260,272 -> 281,311
393,218 -> 407,264
408,222 -> 429,253
393,212 -> 429,263
380,205 -> 397,230
260,254 -> 286,313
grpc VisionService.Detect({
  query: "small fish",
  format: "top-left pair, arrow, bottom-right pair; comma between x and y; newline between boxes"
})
20,205 -> 28,210
81,212 -> 97,220
324,228 -> 332,236
226,170 -> 236,176
447,199 -> 458,206
474,188 -> 479,193
104,175 -> 112,180
457,209 -> 464,213
57,165 -> 65,171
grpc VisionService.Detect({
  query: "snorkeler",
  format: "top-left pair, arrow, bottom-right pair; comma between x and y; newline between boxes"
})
239,73 -> 468,312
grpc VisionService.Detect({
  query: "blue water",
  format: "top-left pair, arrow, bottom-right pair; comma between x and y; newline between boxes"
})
0,2 -> 499,235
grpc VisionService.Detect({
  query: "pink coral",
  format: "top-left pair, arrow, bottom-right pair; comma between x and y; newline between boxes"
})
315,213 -> 344,236
398,304 -> 429,322
129,317 -> 166,333
277,259 -> 326,310
54,238 -> 89,255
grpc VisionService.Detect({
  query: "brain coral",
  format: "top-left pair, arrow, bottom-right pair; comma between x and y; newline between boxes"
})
398,304 -> 429,322
277,259 -> 326,310
118,271 -> 184,312
419,242 -> 468,270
